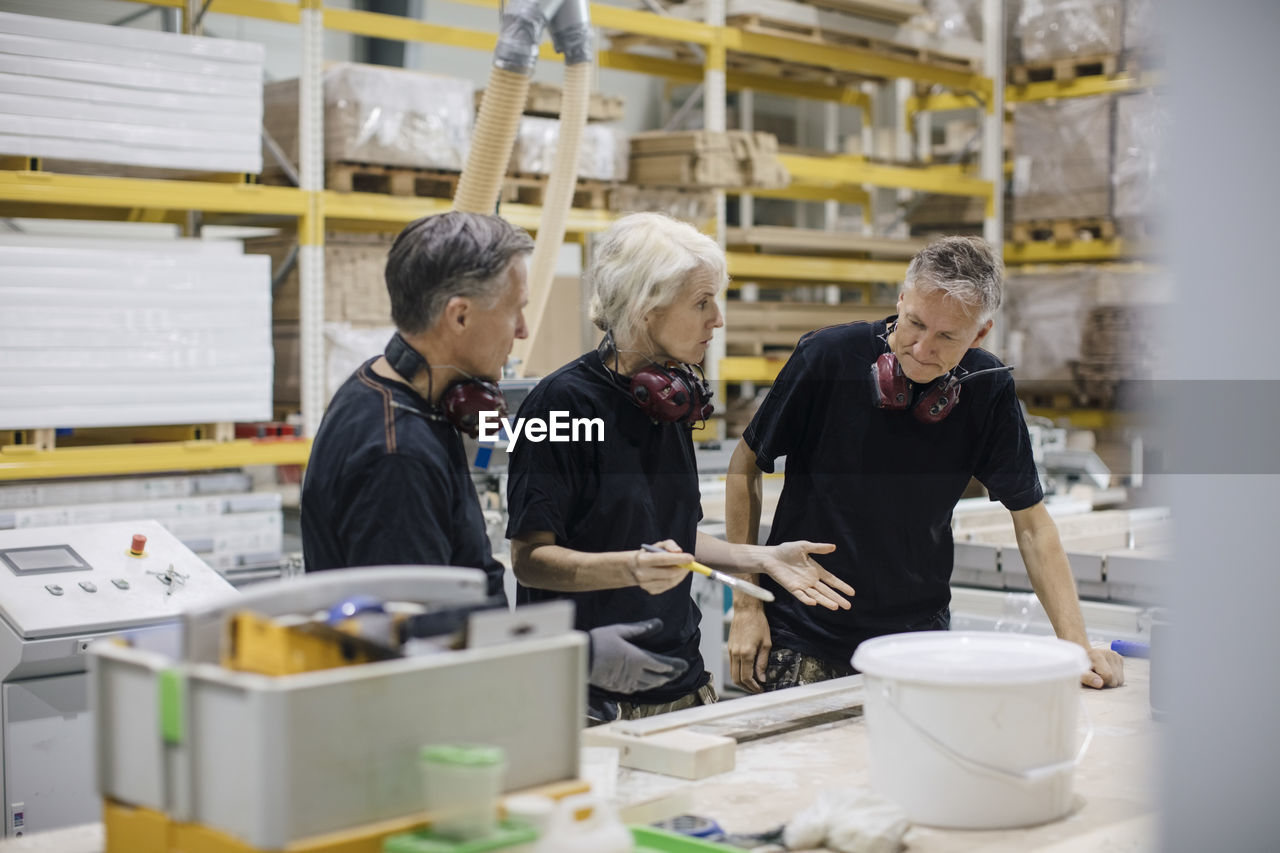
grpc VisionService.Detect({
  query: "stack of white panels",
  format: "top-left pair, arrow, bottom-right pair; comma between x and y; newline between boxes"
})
0,235 -> 272,428
0,11 -> 263,172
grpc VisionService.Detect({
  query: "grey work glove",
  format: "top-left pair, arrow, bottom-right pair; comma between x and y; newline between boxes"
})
587,618 -> 689,694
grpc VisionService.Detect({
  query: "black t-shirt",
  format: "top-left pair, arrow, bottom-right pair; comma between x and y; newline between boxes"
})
505,349 -> 707,704
742,317 -> 1043,668
301,358 -> 504,599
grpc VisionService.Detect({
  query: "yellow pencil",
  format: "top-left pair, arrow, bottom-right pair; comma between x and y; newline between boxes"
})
641,543 -> 776,602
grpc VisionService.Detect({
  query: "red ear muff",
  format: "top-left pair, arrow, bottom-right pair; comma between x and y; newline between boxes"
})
629,364 -> 714,425
385,332 -> 509,438
871,351 -> 962,423
441,378 -> 508,438
912,376 -> 961,424
870,352 -> 911,411
872,350 -> 1012,424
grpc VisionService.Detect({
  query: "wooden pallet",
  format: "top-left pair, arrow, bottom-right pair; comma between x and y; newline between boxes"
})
2,423 -> 236,452
501,173 -> 617,210
608,34 -> 864,87
322,162 -> 460,197
728,14 -> 977,71
801,0 -> 924,23
725,300 -> 889,355
607,31 -> 961,86
1010,218 -> 1117,245
726,226 -> 926,259
727,51 -> 868,87
476,82 -> 626,123
1010,54 -> 1120,85
1,155 -> 253,184
266,163 -> 617,209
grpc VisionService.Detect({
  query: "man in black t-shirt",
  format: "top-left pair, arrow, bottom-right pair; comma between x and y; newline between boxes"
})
301,212 -> 685,698
725,236 -> 1126,693
301,213 -> 533,594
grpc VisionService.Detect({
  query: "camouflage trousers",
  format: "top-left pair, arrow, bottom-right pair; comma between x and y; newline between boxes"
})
616,678 -> 718,721
763,648 -> 854,692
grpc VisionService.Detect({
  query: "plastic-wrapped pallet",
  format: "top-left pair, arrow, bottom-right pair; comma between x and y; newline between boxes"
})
0,235 -> 272,429
1011,96 -> 1112,222
1112,90 -> 1168,222
1017,0 -> 1122,64
925,0 -> 981,41
0,11 -> 263,172
510,116 -> 630,181
1005,267 -> 1171,405
1004,268 -> 1098,390
1123,0 -> 1159,66
263,63 -> 473,173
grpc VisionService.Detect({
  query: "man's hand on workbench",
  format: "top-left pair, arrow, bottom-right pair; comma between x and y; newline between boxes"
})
760,541 -> 854,610
1083,646 -> 1125,689
728,601 -> 772,693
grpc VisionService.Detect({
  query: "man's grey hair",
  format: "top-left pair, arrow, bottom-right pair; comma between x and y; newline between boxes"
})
901,235 -> 1004,323
385,211 -> 534,335
588,212 -> 727,345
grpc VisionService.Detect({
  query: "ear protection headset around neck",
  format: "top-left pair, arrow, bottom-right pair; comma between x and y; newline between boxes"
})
384,333 -> 506,438
595,332 -> 714,427
871,320 -> 1012,424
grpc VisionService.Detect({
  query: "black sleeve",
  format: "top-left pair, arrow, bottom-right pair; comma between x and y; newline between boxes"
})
339,454 -> 457,567
741,338 -> 821,473
974,381 -> 1045,512
504,390 -> 588,542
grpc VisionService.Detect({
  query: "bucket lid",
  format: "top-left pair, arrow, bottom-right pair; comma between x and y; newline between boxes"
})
852,631 -> 1089,685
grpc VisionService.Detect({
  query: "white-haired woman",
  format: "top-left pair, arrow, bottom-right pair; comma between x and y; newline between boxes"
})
506,213 -> 855,721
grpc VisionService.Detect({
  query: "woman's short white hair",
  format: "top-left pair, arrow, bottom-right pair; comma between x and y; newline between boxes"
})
902,235 -> 1004,324
588,212 -> 727,344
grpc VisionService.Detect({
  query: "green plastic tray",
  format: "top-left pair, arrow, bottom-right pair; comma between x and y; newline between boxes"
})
632,826 -> 741,851
383,822 -> 737,852
383,820 -> 537,852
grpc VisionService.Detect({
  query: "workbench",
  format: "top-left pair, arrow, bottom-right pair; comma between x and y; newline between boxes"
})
0,661 -> 1155,853
612,658 -> 1156,853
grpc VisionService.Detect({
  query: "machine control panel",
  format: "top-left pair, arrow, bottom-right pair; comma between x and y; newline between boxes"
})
0,521 -> 236,640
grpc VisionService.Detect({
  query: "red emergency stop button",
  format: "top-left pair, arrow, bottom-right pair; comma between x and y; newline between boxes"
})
129,534 -> 147,557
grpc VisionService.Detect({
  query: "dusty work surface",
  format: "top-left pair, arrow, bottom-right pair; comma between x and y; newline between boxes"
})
615,659 -> 1157,853
2,663 -> 1155,853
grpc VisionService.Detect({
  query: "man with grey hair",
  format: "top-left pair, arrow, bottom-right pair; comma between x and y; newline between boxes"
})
725,235 -> 1125,693
302,211 -> 533,590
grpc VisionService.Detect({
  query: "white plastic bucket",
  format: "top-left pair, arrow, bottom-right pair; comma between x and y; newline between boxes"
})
852,631 -> 1091,829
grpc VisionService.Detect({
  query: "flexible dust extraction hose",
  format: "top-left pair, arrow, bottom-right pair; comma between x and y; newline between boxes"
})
511,59 -> 591,375
452,66 -> 531,214
453,0 -> 594,377
453,0 -> 562,214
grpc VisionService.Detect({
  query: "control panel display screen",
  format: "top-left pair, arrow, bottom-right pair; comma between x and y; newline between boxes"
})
1,545 -> 91,576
